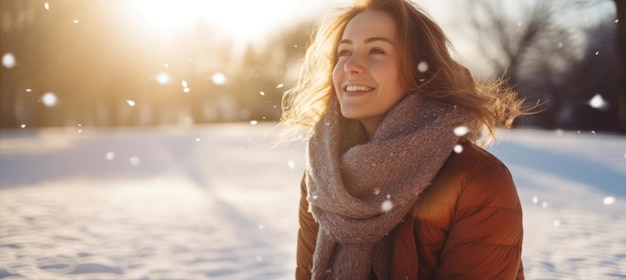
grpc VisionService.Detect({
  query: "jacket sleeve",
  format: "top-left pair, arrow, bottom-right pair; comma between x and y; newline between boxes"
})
435,164 -> 524,280
296,175 -> 319,280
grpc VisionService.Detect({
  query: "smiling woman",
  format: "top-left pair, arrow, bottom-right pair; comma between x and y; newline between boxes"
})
134,0 -> 300,41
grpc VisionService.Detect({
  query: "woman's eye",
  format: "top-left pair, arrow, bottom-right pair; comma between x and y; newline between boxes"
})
370,48 -> 385,55
338,49 -> 352,57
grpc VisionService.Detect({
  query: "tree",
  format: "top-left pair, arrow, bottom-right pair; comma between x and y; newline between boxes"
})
231,21 -> 311,122
1,0 -> 43,128
560,20 -> 621,131
465,0 -> 621,130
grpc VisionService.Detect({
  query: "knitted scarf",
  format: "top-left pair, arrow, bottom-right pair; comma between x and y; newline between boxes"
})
305,93 -> 471,280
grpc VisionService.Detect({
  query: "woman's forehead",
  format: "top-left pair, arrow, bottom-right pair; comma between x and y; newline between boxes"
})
341,10 -> 398,43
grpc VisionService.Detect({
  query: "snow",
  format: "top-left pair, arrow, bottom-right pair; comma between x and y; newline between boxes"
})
0,124 -> 625,279
2,53 -> 16,69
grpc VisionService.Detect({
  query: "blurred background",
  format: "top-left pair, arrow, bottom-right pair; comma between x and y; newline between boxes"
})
0,0 -> 624,132
1,1 -> 625,279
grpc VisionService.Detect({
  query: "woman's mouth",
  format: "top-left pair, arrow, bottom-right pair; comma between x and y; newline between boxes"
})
344,85 -> 375,94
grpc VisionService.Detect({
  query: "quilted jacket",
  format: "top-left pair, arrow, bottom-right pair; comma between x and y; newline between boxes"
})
296,140 -> 524,279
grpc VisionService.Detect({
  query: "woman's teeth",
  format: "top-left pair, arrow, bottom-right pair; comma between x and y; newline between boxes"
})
345,85 -> 373,92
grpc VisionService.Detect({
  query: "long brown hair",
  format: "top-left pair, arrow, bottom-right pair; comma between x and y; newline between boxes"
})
280,0 -> 526,145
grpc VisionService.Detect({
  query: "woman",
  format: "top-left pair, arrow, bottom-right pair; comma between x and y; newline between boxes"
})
280,0 -> 526,279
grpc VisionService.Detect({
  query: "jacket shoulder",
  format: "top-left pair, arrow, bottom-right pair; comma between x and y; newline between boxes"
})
415,140 -> 516,207
398,140 -> 523,279
448,140 -> 507,176
448,140 -> 520,209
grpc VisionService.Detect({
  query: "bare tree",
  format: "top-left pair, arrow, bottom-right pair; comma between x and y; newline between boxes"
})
469,1 -> 565,81
569,0 -> 626,133
467,0 -> 580,128
559,20 -> 621,131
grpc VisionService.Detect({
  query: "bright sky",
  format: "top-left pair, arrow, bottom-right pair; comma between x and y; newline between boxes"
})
130,0 -> 613,75
133,0 -> 351,42
128,0 -> 476,74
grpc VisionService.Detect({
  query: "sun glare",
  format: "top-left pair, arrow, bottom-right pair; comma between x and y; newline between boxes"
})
135,0 -> 297,42
136,0 -> 195,28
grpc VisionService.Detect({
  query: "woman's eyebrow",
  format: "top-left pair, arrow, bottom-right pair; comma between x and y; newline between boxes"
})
339,37 -> 394,45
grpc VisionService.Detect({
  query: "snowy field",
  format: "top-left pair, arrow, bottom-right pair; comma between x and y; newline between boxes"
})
0,123 -> 625,279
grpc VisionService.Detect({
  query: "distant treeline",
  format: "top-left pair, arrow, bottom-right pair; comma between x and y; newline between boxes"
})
1,0 -> 624,133
1,0 -> 310,128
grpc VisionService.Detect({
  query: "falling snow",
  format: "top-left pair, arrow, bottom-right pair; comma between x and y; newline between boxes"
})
105,152 -> 115,161
2,52 -> 16,69
212,73 -> 226,85
41,92 -> 58,107
603,196 -> 615,205
44,2 -> 49,10
381,200 -> 393,212
126,100 -> 136,107
588,93 -> 608,110
453,144 -> 463,154
129,156 -> 141,166
156,72 -> 170,85
417,61 -> 428,73
453,126 -> 469,137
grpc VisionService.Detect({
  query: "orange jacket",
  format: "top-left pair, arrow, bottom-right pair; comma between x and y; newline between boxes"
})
296,140 -> 524,279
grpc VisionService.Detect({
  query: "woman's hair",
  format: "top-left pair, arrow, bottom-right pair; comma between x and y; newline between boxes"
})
279,0 -> 527,145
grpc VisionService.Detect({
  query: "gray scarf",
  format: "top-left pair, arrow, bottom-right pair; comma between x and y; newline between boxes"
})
306,93 -> 471,279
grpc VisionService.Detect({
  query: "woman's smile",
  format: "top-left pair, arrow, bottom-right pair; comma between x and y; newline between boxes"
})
342,84 -> 376,96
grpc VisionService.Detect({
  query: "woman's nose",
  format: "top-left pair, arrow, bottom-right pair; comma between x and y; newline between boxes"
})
344,54 -> 365,74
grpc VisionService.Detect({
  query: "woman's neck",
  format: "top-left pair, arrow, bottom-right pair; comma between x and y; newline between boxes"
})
359,116 -> 385,140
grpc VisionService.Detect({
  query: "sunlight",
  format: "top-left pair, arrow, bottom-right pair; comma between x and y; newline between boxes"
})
135,0 -> 295,41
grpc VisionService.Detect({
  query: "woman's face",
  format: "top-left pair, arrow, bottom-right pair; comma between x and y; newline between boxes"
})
332,10 -> 405,135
